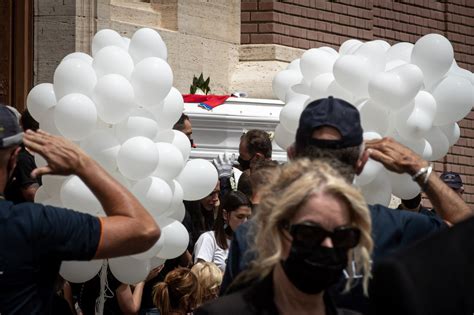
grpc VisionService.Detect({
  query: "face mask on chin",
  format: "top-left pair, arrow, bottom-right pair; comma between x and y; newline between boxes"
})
237,156 -> 251,171
281,243 -> 348,295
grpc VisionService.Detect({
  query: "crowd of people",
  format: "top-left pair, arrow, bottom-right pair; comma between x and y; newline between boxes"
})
0,96 -> 473,315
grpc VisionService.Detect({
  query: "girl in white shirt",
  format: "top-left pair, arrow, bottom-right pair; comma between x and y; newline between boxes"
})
193,191 -> 252,272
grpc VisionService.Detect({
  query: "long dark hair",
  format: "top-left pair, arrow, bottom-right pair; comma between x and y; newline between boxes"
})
214,191 -> 251,250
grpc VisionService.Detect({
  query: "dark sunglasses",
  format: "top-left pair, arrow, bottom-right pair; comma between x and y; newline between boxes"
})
284,221 -> 361,249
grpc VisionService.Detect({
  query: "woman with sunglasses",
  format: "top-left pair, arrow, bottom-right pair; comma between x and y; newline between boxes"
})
196,159 -> 373,315
193,190 -> 252,273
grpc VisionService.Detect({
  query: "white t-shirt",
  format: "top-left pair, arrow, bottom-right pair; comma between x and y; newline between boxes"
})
193,231 -> 231,272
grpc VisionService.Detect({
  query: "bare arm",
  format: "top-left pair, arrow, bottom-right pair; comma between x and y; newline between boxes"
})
365,137 -> 473,224
116,282 -> 145,315
23,129 -> 160,258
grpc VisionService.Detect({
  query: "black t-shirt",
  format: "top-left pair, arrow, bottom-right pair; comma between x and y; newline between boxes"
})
5,146 -> 41,204
0,200 -> 101,314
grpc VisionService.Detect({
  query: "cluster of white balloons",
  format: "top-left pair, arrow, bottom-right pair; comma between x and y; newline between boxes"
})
27,28 -> 218,284
273,33 -> 474,205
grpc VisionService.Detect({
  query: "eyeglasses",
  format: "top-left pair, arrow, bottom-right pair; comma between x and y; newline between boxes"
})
284,221 -> 361,249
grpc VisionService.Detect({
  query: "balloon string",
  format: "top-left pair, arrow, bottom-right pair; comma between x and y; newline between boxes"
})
95,260 -> 109,315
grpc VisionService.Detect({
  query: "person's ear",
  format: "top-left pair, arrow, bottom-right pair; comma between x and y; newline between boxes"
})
287,143 -> 296,160
355,149 -> 370,175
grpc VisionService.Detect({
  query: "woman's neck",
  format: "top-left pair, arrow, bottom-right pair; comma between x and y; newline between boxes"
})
273,263 -> 326,315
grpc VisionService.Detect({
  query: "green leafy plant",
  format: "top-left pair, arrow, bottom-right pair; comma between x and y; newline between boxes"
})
190,73 -> 211,94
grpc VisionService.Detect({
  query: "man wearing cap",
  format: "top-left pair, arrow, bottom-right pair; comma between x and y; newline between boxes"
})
0,106 -> 160,314
221,97 -> 472,311
440,171 -> 464,197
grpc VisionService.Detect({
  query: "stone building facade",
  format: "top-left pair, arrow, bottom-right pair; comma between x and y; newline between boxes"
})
1,0 -> 474,205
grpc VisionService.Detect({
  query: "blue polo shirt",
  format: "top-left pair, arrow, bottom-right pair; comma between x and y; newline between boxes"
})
0,200 -> 101,314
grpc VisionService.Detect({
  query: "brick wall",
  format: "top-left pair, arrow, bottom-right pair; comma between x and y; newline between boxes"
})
241,0 -> 474,206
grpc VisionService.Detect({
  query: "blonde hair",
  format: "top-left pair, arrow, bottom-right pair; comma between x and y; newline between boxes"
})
191,261 -> 223,304
239,159 -> 373,295
153,267 -> 200,315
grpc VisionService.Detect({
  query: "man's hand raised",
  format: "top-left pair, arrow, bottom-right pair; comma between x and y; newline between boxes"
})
23,129 -> 90,178
365,137 -> 428,176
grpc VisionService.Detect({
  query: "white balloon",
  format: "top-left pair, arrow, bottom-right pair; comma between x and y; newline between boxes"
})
163,180 -> 185,218
34,186 -> 51,203
129,28 -> 168,63
109,256 -> 150,285
424,126 -> 450,161
132,177 -> 173,217
42,175 -> 67,200
115,108 -> 158,143
93,74 -> 136,124
39,107 -> 62,136
26,83 -> 56,122
355,132 -> 383,186
385,59 -> 407,72
358,100 -> 390,136
92,29 -> 125,56
279,96 -> 306,133
393,132 -> 433,161
150,87 -> 184,129
286,58 -> 301,71
54,93 -> 97,141
60,260 -> 103,283
81,129 -> 121,171
122,37 -> 131,51
388,172 -> 421,199
93,46 -> 134,79
449,60 -> 474,85
117,137 -> 159,180
395,91 -> 436,140
431,75 -> 474,126
272,69 -> 303,102
411,33 -> 454,87
34,153 -> 47,169
132,233 -> 165,260
53,58 -> 97,99
371,40 -> 391,52
153,143 -> 184,181
150,256 -> 166,269
309,73 -> 334,99
156,217 -> 189,259
131,57 -> 173,107
335,42 -> 386,100
168,201 -> 186,222
62,52 -> 93,65
439,123 -> 460,147
177,159 -> 218,201
368,64 -> 424,110
300,48 -> 337,82
386,42 -> 414,63
109,170 -> 132,190
156,130 -> 191,161
339,39 -> 363,55
359,170 -> 392,206
60,176 -> 102,214
274,123 -> 296,150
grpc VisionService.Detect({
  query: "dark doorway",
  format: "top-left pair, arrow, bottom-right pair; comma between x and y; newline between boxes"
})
0,0 -> 34,111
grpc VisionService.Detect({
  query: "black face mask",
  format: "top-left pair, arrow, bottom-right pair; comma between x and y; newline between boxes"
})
281,243 -> 348,294
237,156 -> 251,171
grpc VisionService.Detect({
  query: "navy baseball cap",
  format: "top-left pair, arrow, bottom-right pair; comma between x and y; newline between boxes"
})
0,105 -> 23,149
295,96 -> 363,150
440,172 -> 463,190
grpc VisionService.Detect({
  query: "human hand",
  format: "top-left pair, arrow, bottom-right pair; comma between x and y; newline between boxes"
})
365,137 -> 428,176
23,129 -> 90,178
213,153 -> 236,178
146,265 -> 165,282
